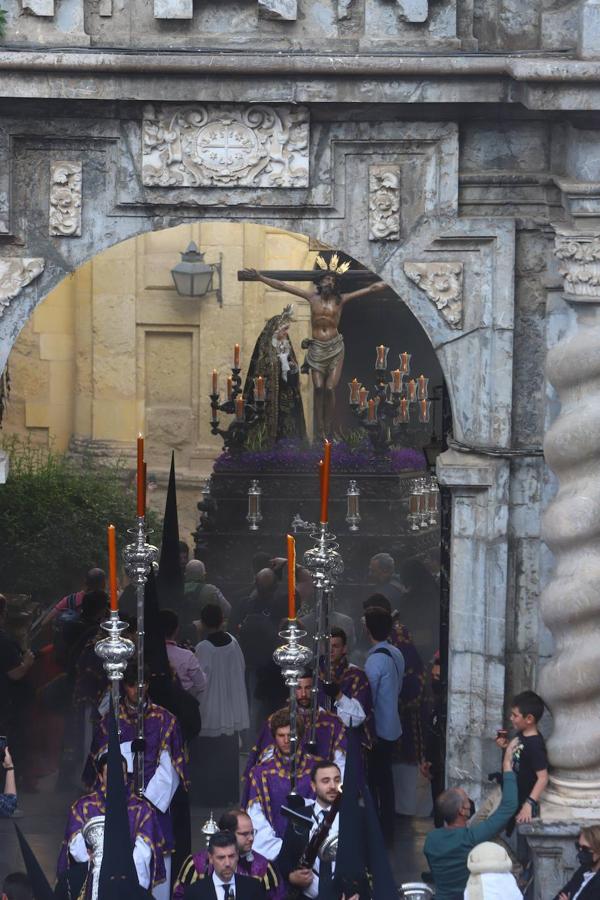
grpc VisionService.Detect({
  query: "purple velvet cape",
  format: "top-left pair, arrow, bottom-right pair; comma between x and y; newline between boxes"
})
173,849 -> 284,900
56,787 -> 167,888
246,747 -> 316,840
318,656 -> 375,750
241,706 -> 344,806
84,700 -> 188,851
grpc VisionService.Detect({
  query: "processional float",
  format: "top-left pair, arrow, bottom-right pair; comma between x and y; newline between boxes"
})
95,435 -> 157,796
273,439 -> 344,797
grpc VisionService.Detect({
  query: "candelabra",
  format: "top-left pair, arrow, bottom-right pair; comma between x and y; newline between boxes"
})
123,518 -> 158,796
349,347 -> 432,452
95,611 -> 135,735
209,363 -> 266,452
408,475 -> 440,530
290,520 -> 344,751
273,620 -> 312,797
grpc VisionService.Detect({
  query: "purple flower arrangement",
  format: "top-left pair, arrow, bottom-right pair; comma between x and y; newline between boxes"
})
213,439 -> 426,474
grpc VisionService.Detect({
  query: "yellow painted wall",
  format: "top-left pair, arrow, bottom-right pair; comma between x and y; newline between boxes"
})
2,223 -> 318,542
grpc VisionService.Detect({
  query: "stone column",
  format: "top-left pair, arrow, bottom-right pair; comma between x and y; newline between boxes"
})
437,449 -> 510,803
538,229 -> 600,814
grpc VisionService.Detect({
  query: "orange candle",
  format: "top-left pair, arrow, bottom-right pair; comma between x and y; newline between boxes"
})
358,387 -> 368,409
368,398 -> 376,421
235,396 -> 245,421
287,534 -> 296,620
400,351 -> 410,374
408,379 -> 417,402
142,461 -> 147,515
136,434 -> 144,517
349,378 -> 360,404
211,369 -> 218,395
107,524 -> 118,612
400,397 -> 408,421
392,369 -> 402,393
256,375 -> 265,401
227,376 -> 233,401
234,344 -> 240,369
320,439 -> 331,524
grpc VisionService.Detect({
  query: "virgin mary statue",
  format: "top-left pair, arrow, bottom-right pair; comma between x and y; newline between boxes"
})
243,304 -> 307,446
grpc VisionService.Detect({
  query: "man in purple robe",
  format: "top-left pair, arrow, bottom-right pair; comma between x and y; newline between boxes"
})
246,708 -> 318,860
242,671 -> 345,805
84,664 -> 189,899
58,751 -> 166,892
173,808 -> 283,899
318,626 -> 374,753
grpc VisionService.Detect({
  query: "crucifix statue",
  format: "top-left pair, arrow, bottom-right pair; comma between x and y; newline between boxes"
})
240,255 -> 387,439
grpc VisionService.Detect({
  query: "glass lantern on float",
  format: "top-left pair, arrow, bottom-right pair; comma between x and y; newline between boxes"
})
408,476 -> 440,530
247,479 -> 263,531
345,480 -> 361,532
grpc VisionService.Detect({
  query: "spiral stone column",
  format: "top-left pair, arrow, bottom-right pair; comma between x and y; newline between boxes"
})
539,229 -> 600,813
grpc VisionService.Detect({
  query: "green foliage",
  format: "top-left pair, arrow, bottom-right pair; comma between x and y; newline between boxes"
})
0,436 -> 159,606
0,8 -> 6,39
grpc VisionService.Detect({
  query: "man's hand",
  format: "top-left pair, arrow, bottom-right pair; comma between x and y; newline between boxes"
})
3,748 -> 14,769
289,869 -> 313,889
516,802 -> 533,824
22,649 -> 35,670
558,892 -> 570,900
370,281 -> 388,292
241,267 -> 260,281
420,760 -> 433,781
495,735 -> 509,750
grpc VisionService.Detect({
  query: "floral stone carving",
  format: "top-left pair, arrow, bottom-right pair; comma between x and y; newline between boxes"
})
142,104 -> 310,188
49,161 -> 82,237
369,165 -> 401,241
258,0 -> 297,19
404,261 -> 464,329
555,234 -> 600,300
0,258 -> 45,318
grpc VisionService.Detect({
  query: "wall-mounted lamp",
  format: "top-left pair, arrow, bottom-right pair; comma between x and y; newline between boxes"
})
171,242 -> 223,305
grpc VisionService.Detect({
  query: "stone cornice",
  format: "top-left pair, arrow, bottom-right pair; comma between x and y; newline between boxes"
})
0,48 -> 598,82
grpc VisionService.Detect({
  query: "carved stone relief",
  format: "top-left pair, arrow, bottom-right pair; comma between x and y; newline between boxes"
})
154,0 -> 193,18
369,165 -> 401,241
142,104 -> 310,188
555,235 -> 600,299
337,0 -> 353,18
0,258 -> 45,318
404,261 -> 464,328
258,0 -> 297,20
49,161 -> 82,237
22,0 -> 54,14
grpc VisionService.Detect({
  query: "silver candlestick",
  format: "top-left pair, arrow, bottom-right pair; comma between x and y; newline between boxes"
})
123,517 -> 158,796
273,619 -> 312,795
95,611 -> 135,735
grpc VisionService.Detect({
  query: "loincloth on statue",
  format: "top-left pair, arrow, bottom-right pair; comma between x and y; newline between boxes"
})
304,333 -> 345,375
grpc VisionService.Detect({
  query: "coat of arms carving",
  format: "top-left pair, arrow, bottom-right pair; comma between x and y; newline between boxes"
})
142,104 -> 310,188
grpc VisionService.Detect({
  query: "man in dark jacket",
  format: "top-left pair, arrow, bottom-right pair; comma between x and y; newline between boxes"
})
183,832 -> 265,898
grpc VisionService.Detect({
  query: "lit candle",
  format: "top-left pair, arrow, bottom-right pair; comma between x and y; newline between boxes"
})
420,398 -> 430,422
142,462 -> 147,515
320,439 -> 332,525
400,397 -> 408,421
392,369 -> 402,393
211,369 -> 218,395
400,351 -> 410,374
359,387 -> 368,409
136,434 -> 144,517
107,524 -> 118,612
287,534 -> 296,620
234,344 -> 240,369
235,396 -> 245,421
408,379 -> 417,402
418,374 -> 427,399
227,376 -> 233,401
376,345 -> 388,370
256,376 -> 265,401
368,398 -> 376,421
348,378 -> 360,404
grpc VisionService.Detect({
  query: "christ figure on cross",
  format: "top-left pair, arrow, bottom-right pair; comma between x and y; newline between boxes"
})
241,263 -> 387,439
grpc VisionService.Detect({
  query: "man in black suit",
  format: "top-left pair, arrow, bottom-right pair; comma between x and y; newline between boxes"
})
183,831 -> 265,899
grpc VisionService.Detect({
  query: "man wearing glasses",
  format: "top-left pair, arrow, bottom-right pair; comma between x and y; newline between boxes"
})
174,809 -> 283,899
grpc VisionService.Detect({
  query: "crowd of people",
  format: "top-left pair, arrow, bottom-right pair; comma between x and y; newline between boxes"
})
1,543 -> 598,900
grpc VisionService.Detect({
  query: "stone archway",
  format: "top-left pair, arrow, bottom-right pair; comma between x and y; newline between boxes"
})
0,107 -> 518,799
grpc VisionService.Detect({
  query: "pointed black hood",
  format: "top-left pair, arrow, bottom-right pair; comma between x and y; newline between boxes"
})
13,824 -> 54,900
98,696 -> 139,894
156,451 -> 184,607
